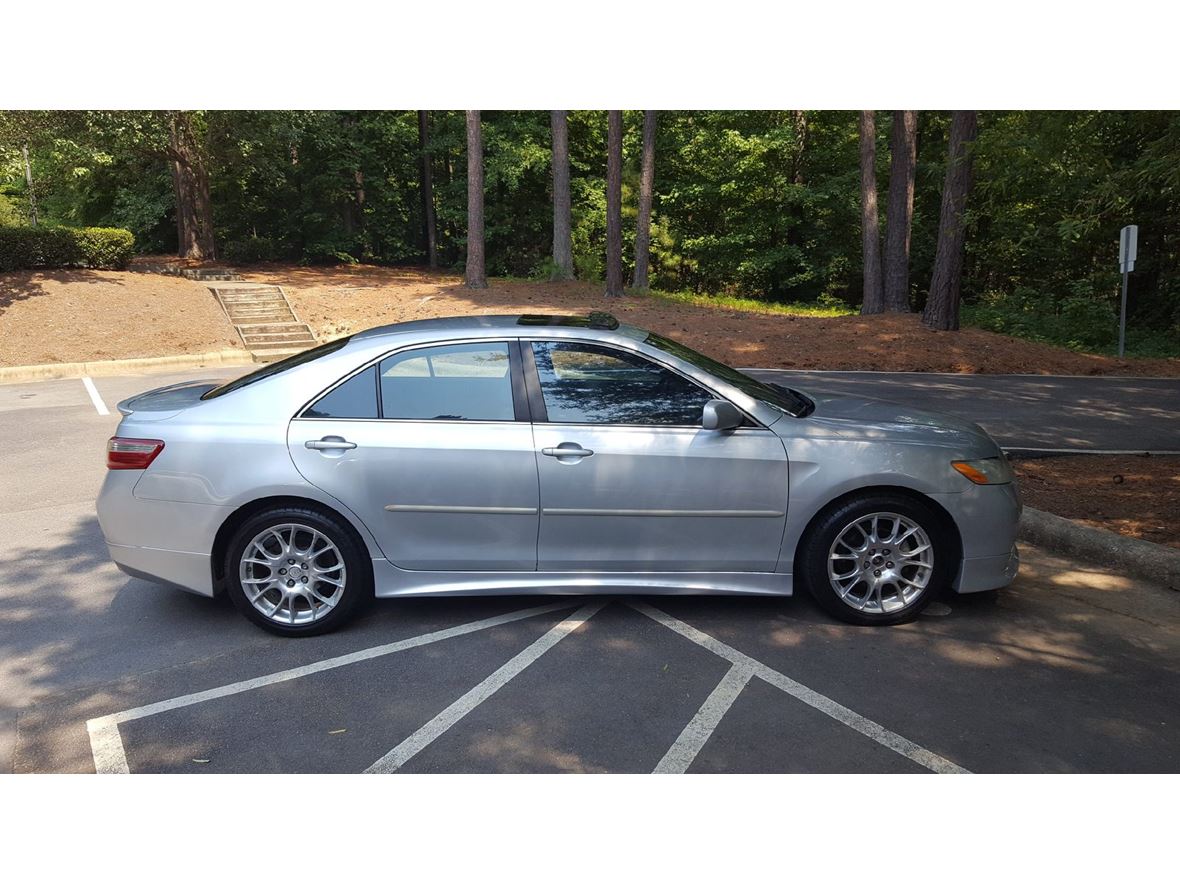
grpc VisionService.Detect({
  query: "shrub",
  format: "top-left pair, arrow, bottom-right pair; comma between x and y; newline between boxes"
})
223,236 -> 283,264
0,225 -> 135,272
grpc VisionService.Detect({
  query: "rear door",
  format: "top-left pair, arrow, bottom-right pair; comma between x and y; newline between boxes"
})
525,339 -> 789,572
288,340 -> 540,571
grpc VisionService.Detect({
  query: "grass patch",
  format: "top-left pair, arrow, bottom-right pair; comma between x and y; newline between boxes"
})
645,288 -> 856,318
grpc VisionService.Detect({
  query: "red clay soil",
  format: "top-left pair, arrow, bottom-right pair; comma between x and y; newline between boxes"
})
4,262 -> 1180,377
1013,455 -> 1180,550
246,264 -> 1180,377
0,269 -> 240,367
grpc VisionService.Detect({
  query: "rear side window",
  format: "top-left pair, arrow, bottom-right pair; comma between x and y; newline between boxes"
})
379,342 -> 514,421
303,366 -> 379,419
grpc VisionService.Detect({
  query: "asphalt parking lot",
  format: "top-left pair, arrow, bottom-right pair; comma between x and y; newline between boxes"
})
3,367 -> 1180,774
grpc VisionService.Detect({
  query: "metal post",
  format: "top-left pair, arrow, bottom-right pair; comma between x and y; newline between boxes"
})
22,143 -> 37,227
1118,270 -> 1129,358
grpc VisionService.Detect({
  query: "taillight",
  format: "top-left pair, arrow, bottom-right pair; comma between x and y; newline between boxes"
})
107,437 -> 165,470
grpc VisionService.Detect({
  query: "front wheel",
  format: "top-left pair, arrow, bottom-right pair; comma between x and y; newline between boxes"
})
796,494 -> 954,626
225,506 -> 370,636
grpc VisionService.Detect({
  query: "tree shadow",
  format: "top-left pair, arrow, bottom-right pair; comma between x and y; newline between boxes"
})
0,268 -> 122,316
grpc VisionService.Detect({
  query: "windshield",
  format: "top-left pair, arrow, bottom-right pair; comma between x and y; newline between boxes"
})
201,338 -> 351,400
644,332 -> 814,417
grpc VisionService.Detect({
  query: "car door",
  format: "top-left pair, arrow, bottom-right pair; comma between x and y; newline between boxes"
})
287,340 -> 539,571
525,339 -> 789,572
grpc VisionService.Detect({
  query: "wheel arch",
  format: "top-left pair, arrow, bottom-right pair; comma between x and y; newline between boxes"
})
792,484 -> 963,577
210,495 -> 375,596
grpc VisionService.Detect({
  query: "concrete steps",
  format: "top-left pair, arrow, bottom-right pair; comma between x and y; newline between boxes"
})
209,283 -> 317,359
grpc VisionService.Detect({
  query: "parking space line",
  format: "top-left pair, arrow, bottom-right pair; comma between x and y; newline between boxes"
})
654,663 -> 755,774
365,601 -> 606,774
630,602 -> 970,774
81,376 -> 109,416
85,601 -> 578,774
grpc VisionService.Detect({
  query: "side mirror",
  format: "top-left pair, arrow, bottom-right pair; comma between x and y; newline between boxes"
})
702,399 -> 743,431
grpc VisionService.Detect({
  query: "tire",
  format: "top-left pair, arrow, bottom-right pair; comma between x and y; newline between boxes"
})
796,493 -> 955,626
225,505 -> 371,637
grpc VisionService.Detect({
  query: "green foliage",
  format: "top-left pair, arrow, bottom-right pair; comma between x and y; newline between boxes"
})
2,109 -> 1179,356
650,288 -> 855,318
0,225 -> 134,271
223,236 -> 282,263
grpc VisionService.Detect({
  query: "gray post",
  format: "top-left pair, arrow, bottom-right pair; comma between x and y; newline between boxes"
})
1118,269 -> 1129,358
22,143 -> 37,227
1117,224 -> 1138,358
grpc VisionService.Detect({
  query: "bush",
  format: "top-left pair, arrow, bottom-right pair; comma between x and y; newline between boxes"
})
0,225 -> 135,272
223,236 -> 283,264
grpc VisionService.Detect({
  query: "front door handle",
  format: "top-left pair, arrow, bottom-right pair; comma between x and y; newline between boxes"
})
306,436 -> 357,451
541,444 -> 594,459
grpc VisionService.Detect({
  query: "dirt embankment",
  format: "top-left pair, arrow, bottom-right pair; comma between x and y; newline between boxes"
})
4,263 -> 1180,378
1013,455 -> 1180,550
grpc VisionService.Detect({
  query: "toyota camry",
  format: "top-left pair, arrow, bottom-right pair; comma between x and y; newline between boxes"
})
97,313 -> 1021,636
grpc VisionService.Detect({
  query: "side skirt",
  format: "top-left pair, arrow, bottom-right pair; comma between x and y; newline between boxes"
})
371,560 -> 792,598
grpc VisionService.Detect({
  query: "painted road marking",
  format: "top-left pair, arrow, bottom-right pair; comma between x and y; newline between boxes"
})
365,601 -> 606,773
631,602 -> 969,774
654,663 -> 756,774
81,376 -> 109,416
85,601 -> 577,774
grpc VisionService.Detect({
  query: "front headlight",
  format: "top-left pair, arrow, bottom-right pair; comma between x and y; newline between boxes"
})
951,456 -> 1013,485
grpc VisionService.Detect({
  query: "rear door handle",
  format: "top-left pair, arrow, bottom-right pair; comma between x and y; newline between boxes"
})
306,437 -> 357,451
541,444 -> 594,459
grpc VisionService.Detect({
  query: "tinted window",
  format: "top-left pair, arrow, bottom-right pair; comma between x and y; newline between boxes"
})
531,341 -> 712,426
380,342 -> 514,421
304,366 -> 378,418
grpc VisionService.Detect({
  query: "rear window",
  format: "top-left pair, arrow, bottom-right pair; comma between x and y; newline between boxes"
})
201,338 -> 351,400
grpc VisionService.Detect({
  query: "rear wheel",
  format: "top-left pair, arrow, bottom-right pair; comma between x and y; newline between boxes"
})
225,506 -> 370,636
797,494 -> 954,626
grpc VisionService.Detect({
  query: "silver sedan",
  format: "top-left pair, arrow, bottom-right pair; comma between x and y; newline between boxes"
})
97,313 -> 1021,636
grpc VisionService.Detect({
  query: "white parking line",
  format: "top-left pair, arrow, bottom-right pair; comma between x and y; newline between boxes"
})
631,602 -> 969,774
654,663 -> 755,774
81,376 -> 109,416
85,601 -> 577,774
365,601 -> 605,773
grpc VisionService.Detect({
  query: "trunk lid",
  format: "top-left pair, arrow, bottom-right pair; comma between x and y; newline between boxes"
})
115,380 -> 220,421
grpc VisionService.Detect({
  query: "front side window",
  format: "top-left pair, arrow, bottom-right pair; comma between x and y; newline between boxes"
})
379,342 -> 514,421
531,341 -> 712,426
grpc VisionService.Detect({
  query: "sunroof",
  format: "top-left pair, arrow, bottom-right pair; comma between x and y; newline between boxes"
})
516,312 -> 620,330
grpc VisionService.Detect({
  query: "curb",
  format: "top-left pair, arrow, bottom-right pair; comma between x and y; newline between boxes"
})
0,350 -> 255,384
1018,506 -> 1180,592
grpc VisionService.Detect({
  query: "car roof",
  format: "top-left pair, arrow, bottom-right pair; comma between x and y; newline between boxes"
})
352,313 -> 647,342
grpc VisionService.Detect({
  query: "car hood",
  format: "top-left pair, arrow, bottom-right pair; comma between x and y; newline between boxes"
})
792,388 -> 1001,455
116,379 -> 221,421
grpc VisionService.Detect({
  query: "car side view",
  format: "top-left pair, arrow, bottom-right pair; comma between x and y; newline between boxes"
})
97,313 -> 1021,636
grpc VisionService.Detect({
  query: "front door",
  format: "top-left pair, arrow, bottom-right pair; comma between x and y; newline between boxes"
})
288,340 -> 539,571
526,340 -> 789,572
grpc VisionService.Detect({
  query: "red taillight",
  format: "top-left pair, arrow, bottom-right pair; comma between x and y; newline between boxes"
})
107,437 -> 165,470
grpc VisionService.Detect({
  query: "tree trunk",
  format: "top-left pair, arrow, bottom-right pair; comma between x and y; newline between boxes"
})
465,110 -> 487,289
418,111 -> 438,268
923,111 -> 979,331
791,109 -> 808,186
169,112 -> 215,261
550,110 -> 574,280
858,111 -> 884,314
605,110 -> 624,297
883,110 -> 918,312
632,110 -> 658,291
22,143 -> 37,226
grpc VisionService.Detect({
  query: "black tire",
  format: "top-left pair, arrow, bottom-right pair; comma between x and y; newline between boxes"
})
796,493 -> 955,626
225,505 -> 371,637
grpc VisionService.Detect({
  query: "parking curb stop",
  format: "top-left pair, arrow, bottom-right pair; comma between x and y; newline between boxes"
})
1018,506 -> 1180,592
